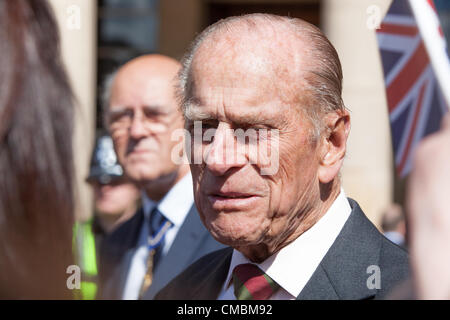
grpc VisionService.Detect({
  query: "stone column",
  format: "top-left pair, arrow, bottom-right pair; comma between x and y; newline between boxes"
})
321,0 -> 393,227
159,0 -> 204,59
48,0 -> 97,222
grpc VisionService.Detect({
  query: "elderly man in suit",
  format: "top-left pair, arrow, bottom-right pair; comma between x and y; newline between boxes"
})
156,14 -> 409,300
98,54 -> 224,300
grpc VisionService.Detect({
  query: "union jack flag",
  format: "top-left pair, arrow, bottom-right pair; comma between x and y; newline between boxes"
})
377,0 -> 448,177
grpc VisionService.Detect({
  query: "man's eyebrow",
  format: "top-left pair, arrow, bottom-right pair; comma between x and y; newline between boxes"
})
184,102 -> 214,121
108,104 -> 169,116
109,105 -> 128,113
184,102 -> 276,127
142,104 -> 169,115
108,105 -> 130,118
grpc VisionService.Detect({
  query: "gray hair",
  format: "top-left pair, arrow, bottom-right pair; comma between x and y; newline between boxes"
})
177,13 -> 346,139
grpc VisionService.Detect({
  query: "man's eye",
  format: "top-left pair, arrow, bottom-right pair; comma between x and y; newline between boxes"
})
237,126 -> 264,136
110,111 -> 131,123
143,109 -> 163,120
202,123 -> 215,130
202,121 -> 218,130
185,121 -> 195,132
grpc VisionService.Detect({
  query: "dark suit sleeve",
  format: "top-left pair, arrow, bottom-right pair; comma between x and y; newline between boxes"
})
377,237 -> 410,299
155,247 -> 232,300
97,208 -> 143,299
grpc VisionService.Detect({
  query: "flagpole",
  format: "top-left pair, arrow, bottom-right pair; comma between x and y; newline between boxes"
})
409,0 -> 450,110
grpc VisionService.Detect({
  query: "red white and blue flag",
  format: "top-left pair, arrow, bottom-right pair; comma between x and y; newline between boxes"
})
377,0 -> 449,177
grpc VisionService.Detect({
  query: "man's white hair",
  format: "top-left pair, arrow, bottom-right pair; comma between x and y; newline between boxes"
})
177,13 -> 346,140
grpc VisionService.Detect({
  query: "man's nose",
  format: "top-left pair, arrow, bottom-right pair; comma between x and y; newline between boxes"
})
204,123 -> 247,176
129,115 -> 148,140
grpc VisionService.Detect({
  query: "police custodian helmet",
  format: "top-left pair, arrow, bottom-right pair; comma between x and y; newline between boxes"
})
86,134 -> 124,185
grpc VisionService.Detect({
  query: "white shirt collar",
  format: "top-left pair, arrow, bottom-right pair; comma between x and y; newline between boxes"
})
222,190 -> 352,298
141,172 -> 194,227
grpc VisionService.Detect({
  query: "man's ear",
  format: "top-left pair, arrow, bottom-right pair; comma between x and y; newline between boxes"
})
318,109 -> 351,184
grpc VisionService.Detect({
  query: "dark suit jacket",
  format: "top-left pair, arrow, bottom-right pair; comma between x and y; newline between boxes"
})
98,204 -> 225,300
155,199 -> 410,300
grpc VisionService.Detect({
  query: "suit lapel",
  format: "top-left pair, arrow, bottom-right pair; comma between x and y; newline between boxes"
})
104,206 -> 144,256
298,199 -> 381,300
296,265 -> 339,299
190,247 -> 233,299
100,207 -> 144,299
143,205 -> 213,299
104,249 -> 135,299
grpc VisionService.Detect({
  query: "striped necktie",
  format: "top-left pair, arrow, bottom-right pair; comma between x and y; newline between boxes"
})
149,207 -> 169,267
139,207 -> 172,298
232,263 -> 280,300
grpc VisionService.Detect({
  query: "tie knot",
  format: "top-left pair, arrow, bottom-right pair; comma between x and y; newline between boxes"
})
147,207 -> 172,249
232,263 -> 280,300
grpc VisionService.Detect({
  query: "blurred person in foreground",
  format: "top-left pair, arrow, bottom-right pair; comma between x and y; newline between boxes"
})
99,54 -> 223,300
74,134 -> 140,300
156,14 -> 409,300
381,203 -> 407,248
407,113 -> 450,299
0,0 -> 75,299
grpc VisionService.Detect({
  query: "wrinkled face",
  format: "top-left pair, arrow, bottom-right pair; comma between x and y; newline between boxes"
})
187,44 -> 323,249
92,180 -> 139,216
108,71 -> 184,183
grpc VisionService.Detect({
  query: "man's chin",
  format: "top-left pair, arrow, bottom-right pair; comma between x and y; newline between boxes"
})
126,153 -> 157,166
207,222 -> 261,248
96,209 -> 123,217
126,169 -> 160,184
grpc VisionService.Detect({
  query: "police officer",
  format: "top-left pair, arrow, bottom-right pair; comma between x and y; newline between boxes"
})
74,134 -> 140,300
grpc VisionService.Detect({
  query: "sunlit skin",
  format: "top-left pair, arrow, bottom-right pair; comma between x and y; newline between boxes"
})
408,114 -> 450,299
108,55 -> 190,201
186,21 -> 350,262
90,179 -> 140,232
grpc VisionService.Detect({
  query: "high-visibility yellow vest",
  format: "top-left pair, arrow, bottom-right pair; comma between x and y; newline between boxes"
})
73,219 -> 99,300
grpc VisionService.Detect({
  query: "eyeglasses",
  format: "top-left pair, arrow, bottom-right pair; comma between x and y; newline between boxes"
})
108,107 -> 175,134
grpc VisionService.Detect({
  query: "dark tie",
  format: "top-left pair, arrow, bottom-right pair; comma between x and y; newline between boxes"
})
232,263 -> 280,300
139,207 -> 172,297
150,208 -> 169,266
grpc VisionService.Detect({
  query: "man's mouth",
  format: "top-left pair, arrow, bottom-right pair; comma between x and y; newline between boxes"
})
130,148 -> 152,154
207,192 -> 259,210
212,192 -> 253,198
127,148 -> 155,158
